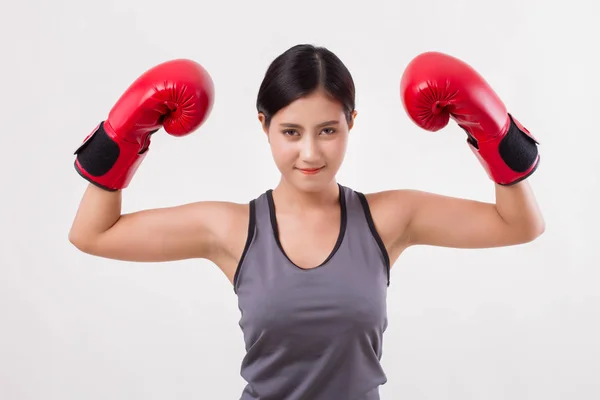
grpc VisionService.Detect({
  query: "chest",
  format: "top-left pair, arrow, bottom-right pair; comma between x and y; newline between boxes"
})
237,240 -> 388,341
275,212 -> 341,270
236,188 -> 390,342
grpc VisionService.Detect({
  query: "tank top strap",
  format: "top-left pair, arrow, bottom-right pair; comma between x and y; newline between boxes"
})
340,185 -> 391,287
253,190 -> 275,236
232,190 -> 271,294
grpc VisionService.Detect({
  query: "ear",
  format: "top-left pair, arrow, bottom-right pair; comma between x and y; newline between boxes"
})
348,110 -> 358,131
258,113 -> 267,132
258,113 -> 270,139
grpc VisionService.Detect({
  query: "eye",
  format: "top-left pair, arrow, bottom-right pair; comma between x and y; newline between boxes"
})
321,128 -> 336,135
282,129 -> 299,136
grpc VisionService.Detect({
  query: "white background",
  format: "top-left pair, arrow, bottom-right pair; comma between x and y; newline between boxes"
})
2,0 -> 599,399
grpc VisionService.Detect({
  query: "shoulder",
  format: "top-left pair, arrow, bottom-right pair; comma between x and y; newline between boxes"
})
182,200 -> 249,227
361,188 -> 417,218
202,189 -> 270,243
357,189 -> 418,253
191,198 -> 256,282
172,200 -> 249,254
197,200 -> 252,241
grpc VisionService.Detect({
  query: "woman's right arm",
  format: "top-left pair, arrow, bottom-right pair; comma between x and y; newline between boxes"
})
68,184 -> 237,263
69,58 -> 226,263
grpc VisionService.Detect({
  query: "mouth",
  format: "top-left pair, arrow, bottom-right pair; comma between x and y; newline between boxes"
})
296,167 -> 324,175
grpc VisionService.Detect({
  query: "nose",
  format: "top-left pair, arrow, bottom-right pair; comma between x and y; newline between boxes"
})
299,136 -> 321,163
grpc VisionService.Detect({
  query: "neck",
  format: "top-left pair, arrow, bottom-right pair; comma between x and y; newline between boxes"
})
271,177 -> 339,212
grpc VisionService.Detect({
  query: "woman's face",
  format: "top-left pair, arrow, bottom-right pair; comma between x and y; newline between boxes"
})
259,90 -> 356,193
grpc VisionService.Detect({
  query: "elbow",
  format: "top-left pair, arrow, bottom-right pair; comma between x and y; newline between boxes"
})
68,229 -> 95,254
68,232 -> 85,252
521,220 -> 546,243
532,216 -> 546,239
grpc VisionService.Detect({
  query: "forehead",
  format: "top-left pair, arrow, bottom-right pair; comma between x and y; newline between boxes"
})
274,91 -> 345,122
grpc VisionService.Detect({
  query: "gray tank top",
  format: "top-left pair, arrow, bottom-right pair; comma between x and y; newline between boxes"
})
234,184 -> 390,399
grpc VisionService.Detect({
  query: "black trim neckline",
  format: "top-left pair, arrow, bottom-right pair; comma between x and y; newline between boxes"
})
266,183 -> 347,271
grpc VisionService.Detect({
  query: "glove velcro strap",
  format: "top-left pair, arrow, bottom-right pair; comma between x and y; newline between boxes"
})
469,114 -> 540,185
498,114 -> 539,174
75,121 -> 121,178
74,121 -> 151,191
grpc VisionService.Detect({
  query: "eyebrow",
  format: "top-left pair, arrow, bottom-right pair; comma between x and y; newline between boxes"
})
279,120 -> 339,129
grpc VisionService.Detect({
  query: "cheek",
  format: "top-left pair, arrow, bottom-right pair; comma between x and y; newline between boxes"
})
269,138 -> 295,164
325,137 -> 348,160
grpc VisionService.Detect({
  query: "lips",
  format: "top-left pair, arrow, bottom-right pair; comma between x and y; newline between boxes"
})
297,167 -> 323,175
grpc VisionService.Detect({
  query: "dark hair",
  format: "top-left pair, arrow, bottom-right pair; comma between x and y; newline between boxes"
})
256,44 -> 356,128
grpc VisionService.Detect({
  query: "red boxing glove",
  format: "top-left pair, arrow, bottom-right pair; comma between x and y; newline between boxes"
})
74,59 -> 215,191
400,51 -> 539,185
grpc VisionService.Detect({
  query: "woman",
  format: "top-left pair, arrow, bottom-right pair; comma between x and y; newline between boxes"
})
69,44 -> 545,399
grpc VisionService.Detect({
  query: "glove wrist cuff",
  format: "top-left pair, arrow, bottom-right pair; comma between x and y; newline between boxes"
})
471,114 -> 540,185
74,121 -> 149,191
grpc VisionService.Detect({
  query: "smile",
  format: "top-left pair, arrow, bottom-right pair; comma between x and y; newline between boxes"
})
297,167 -> 323,175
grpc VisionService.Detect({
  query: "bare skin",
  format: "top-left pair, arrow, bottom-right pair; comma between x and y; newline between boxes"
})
69,90 -> 545,285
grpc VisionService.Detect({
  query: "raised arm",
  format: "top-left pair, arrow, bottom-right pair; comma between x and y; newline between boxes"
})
68,58 -> 226,262
369,182 -> 543,252
367,51 -> 544,256
69,185 -> 242,263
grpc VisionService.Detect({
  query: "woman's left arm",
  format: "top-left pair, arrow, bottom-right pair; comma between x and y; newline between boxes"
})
400,181 -> 544,249
388,50 -> 547,249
